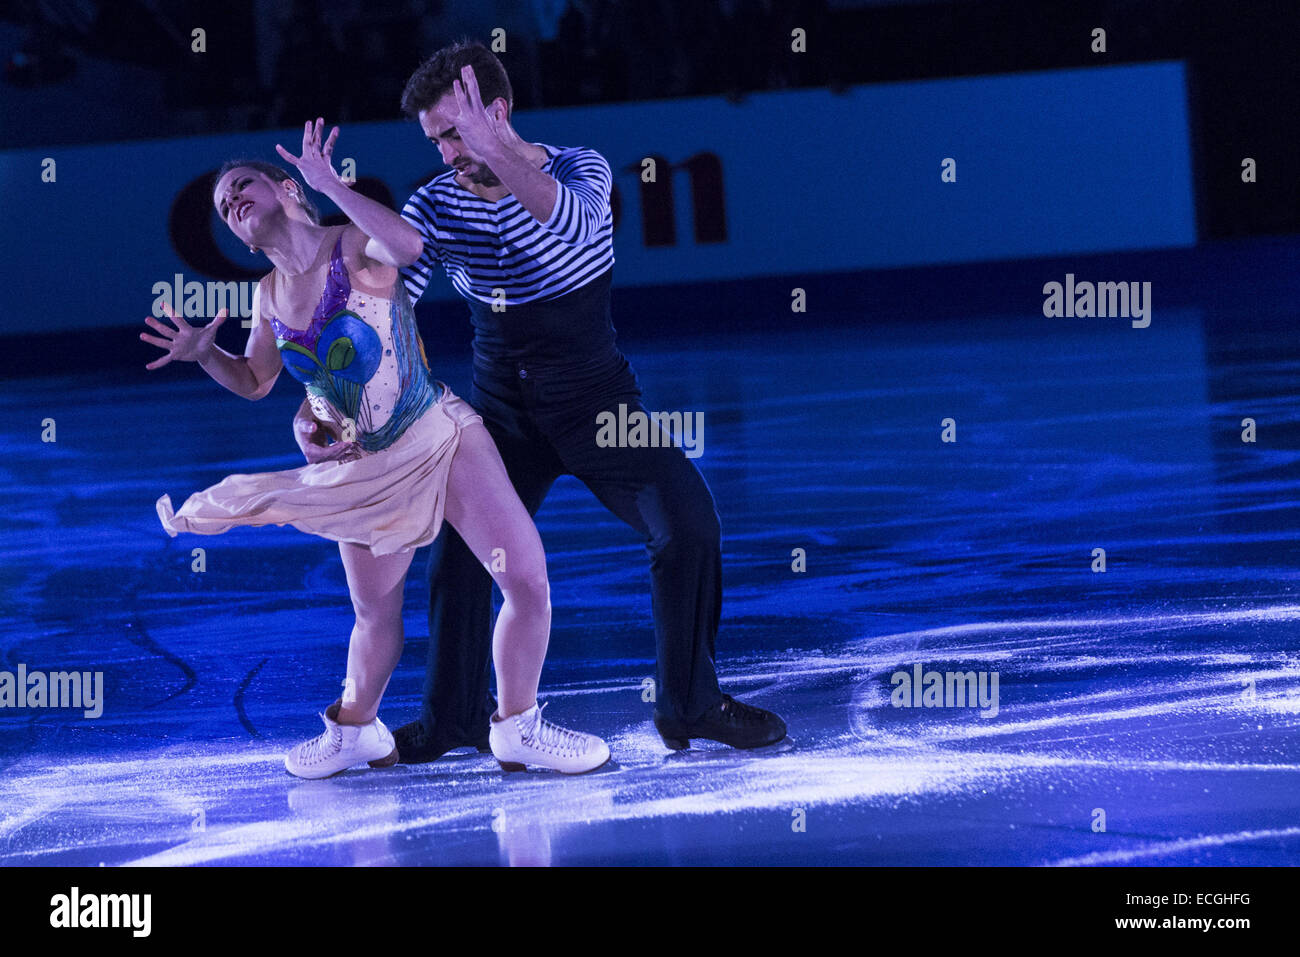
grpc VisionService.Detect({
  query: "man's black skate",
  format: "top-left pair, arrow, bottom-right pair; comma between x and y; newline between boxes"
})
654,695 -> 787,750
393,720 -> 491,764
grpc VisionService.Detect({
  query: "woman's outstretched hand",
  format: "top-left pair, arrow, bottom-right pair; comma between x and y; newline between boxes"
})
276,118 -> 343,195
140,301 -> 227,370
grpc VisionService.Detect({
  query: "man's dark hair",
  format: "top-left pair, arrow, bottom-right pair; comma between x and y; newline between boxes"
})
213,159 -> 320,225
401,39 -> 513,120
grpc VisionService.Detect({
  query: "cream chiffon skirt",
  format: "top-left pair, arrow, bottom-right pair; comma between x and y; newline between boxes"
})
156,387 -> 482,557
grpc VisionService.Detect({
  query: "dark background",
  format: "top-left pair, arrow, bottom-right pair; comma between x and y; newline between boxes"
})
2,0 -> 1296,238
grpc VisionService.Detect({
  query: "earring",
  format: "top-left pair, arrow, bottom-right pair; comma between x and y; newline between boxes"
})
248,245 -> 258,254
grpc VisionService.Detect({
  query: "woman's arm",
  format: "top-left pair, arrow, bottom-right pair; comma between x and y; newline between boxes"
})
319,177 -> 424,269
199,282 -> 281,400
277,118 -> 424,267
140,280 -> 278,399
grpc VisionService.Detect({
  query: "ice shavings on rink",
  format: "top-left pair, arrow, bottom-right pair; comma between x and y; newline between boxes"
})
3,600 -> 1299,866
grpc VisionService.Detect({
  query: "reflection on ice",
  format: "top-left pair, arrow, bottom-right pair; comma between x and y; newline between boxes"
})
3,603 -> 1298,866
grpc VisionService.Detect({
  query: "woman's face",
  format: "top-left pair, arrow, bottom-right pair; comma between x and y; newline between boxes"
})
212,168 -> 294,242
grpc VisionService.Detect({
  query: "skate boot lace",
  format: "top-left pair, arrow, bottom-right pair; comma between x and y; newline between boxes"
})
300,715 -> 344,766
720,695 -> 765,726
520,703 -> 589,757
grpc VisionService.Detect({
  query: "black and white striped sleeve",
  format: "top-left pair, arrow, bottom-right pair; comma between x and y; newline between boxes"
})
541,149 -> 613,247
400,189 -> 443,302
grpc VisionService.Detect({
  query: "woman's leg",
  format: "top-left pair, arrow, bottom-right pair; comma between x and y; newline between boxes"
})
336,541 -> 415,724
442,421 -> 551,718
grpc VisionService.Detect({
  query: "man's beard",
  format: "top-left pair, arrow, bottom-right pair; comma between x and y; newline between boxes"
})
462,162 -> 502,188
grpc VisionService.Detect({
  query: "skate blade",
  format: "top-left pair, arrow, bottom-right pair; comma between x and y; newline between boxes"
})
664,735 -> 795,762
497,754 -> 615,775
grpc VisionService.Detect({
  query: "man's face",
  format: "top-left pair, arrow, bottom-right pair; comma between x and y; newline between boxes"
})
419,90 -> 504,188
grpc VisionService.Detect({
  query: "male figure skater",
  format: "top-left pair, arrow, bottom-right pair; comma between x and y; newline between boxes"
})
299,40 -> 785,758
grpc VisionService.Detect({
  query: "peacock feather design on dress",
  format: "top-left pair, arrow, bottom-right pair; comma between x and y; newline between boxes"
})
270,237 -> 440,453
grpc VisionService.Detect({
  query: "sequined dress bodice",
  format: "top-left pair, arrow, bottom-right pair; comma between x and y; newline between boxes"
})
268,235 -> 440,453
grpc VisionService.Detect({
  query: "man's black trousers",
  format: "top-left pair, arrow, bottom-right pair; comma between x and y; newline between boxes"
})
416,353 -> 725,744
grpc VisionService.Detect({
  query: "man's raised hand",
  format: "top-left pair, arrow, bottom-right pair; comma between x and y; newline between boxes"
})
451,65 -> 508,158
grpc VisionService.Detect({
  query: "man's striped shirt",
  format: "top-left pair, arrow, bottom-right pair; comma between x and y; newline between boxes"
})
400,143 -> 616,306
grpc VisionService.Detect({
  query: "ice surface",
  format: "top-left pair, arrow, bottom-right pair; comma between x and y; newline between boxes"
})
5,313 -> 1300,865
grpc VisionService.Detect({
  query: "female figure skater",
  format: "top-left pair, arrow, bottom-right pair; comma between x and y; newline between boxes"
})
146,119 -> 609,778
